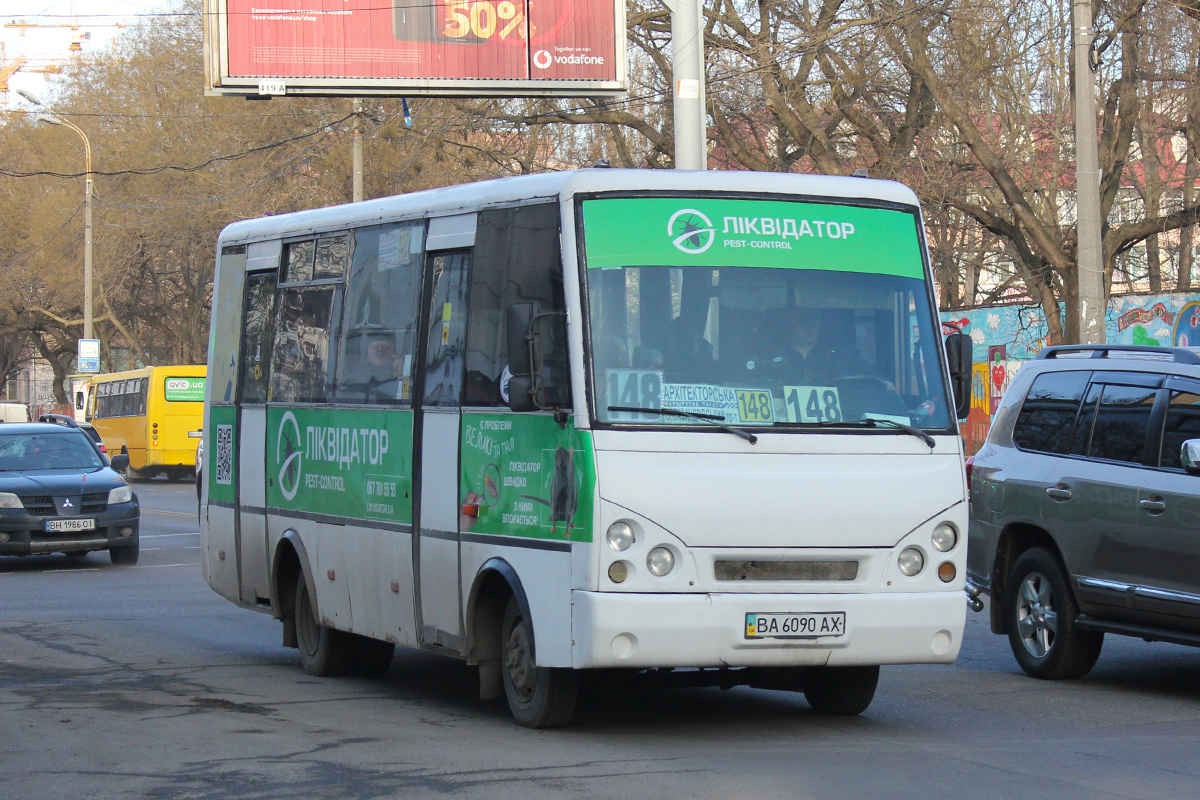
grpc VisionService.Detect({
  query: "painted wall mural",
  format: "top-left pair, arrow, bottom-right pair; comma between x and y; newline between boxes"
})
940,291 -> 1200,451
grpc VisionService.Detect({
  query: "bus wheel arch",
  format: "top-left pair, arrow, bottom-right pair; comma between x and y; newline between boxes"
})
272,530 -> 319,650
466,559 -> 535,701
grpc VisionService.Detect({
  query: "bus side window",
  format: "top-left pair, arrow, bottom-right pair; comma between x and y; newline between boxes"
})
335,221 -> 424,405
270,286 -> 340,404
139,378 -> 149,415
422,251 -> 471,407
464,204 -> 569,408
95,382 -> 109,419
240,271 -> 279,404
124,379 -> 141,416
269,234 -> 346,405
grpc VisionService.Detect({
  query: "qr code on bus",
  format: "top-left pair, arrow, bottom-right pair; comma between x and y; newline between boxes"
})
215,424 -> 233,485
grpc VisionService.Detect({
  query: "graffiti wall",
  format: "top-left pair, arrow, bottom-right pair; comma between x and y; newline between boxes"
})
941,291 -> 1200,452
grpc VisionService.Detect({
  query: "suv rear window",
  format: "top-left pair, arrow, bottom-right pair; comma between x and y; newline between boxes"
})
1013,371 -> 1089,454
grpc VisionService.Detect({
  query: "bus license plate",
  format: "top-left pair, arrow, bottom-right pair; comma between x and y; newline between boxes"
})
44,518 -> 96,533
745,612 -> 846,639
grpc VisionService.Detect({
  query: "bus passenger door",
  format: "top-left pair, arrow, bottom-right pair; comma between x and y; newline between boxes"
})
415,243 -> 472,652
237,265 -> 278,605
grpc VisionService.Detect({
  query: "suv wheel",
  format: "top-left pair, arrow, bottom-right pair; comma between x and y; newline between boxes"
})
1005,547 -> 1102,679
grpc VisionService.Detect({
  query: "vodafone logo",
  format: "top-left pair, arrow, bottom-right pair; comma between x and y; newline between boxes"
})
533,50 -> 552,69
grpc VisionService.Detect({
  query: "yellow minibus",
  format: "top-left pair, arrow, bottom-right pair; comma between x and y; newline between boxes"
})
87,365 -> 207,480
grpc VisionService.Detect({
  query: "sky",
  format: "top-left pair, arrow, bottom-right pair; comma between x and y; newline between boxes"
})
1,0 -> 164,106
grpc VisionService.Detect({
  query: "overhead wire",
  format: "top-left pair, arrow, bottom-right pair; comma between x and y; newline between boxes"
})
0,113 -> 355,179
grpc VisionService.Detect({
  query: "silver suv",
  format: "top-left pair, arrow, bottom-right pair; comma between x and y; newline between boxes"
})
969,344 -> 1200,679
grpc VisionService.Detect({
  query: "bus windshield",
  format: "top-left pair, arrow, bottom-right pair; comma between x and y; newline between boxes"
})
582,196 -> 953,431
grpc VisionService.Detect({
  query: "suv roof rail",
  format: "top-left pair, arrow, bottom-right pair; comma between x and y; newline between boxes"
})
1035,344 -> 1200,365
38,413 -> 79,428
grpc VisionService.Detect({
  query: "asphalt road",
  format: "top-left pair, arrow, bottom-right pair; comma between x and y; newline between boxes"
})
3,481 -> 1200,800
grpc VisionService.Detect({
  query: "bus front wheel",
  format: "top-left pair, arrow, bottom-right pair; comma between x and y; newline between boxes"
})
801,665 -> 879,715
294,577 -> 354,677
500,596 -> 578,728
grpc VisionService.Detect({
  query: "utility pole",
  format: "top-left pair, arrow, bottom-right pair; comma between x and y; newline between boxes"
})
352,98 -> 364,202
669,0 -> 706,171
1073,0 -> 1105,344
84,154 -> 93,340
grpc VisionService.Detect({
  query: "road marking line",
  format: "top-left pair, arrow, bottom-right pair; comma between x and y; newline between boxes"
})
131,563 -> 197,569
37,568 -> 102,573
141,533 -> 200,539
142,509 -> 197,518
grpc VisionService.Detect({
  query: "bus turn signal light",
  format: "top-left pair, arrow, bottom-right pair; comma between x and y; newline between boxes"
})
938,562 -> 956,582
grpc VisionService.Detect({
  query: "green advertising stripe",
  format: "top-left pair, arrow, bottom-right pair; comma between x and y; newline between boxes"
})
582,197 -> 924,279
460,414 -> 594,543
266,406 -> 414,527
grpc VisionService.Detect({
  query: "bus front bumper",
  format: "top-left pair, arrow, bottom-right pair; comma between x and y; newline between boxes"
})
570,590 -> 965,669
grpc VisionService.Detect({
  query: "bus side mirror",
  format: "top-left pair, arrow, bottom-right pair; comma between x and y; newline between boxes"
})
944,332 -> 972,420
75,391 -> 84,410
506,303 -> 537,412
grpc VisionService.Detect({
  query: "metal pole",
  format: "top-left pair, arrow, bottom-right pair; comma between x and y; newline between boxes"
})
1073,0 -> 1105,344
84,173 -> 93,341
352,98 -> 364,202
670,0 -> 706,171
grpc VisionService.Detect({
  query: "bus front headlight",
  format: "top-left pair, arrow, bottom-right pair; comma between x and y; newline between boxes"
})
108,486 -> 133,505
931,523 -> 958,552
898,547 -> 925,577
607,521 -> 635,551
647,546 -> 675,577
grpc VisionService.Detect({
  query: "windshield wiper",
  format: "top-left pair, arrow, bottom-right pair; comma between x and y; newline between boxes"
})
777,418 -> 935,449
607,406 -> 758,444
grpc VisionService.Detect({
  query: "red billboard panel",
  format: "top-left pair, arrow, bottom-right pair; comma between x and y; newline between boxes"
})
205,0 -> 625,96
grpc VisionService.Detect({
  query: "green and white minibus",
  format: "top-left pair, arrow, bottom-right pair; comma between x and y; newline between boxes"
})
200,169 -> 973,727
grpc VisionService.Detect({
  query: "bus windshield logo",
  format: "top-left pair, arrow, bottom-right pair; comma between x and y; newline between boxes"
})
277,411 -> 303,501
667,209 -> 715,255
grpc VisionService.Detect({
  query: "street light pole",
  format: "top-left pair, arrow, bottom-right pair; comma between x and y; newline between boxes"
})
20,90 -> 94,341
352,98 -> 364,203
1073,0 -> 1105,344
669,0 -> 707,171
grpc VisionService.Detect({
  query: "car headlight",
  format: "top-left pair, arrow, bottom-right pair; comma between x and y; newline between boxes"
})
898,547 -> 925,577
0,492 -> 21,509
108,485 -> 133,505
931,523 -> 958,552
607,521 -> 635,551
647,546 -> 675,577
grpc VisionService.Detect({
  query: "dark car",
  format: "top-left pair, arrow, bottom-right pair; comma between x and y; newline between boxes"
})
0,418 -> 140,564
77,420 -> 107,455
969,344 -> 1200,679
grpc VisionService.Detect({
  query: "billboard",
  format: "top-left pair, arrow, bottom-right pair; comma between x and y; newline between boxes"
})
203,0 -> 626,97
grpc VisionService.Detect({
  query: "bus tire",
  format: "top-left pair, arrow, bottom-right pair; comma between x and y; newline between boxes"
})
500,596 -> 578,728
294,576 -> 354,677
801,665 -> 879,715
109,541 -> 140,566
351,635 -> 396,677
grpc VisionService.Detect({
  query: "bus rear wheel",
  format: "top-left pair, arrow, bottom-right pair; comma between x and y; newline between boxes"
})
801,665 -> 879,715
294,577 -> 354,677
500,596 -> 578,728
